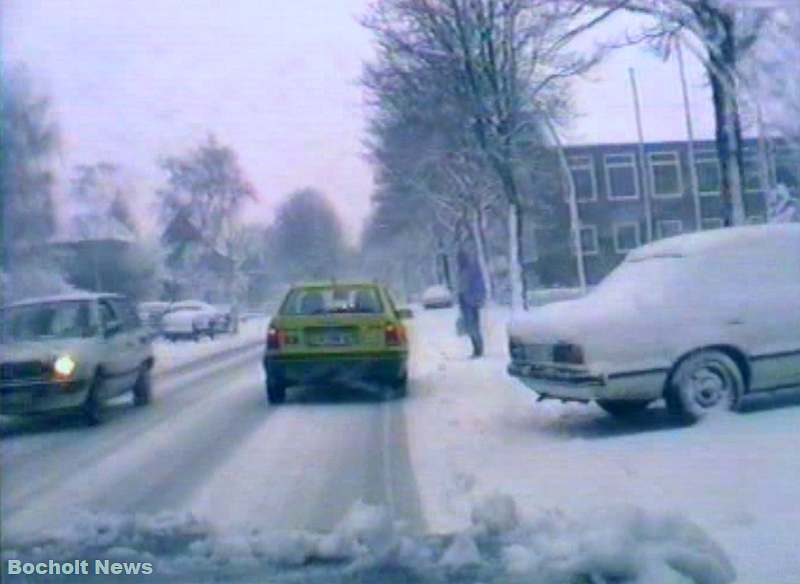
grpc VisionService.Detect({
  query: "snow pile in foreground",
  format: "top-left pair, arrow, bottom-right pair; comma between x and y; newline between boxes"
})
2,495 -> 735,583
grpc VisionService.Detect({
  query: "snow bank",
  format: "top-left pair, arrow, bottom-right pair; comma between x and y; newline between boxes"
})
2,495 -> 735,583
152,316 -> 268,374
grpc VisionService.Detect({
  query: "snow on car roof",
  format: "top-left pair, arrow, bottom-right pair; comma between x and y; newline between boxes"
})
627,224 -> 800,261
3,291 -> 123,309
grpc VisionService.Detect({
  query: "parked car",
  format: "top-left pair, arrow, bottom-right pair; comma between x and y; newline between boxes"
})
0,292 -> 155,425
507,225 -> 800,423
421,284 -> 454,309
137,301 -> 171,337
161,300 -> 221,341
263,281 -> 413,404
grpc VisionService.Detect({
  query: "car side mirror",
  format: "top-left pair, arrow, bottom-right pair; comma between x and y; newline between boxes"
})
104,320 -> 122,338
397,308 -> 414,319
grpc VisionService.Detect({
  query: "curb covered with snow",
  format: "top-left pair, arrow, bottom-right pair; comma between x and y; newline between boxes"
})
1,495 -> 735,583
152,317 -> 268,376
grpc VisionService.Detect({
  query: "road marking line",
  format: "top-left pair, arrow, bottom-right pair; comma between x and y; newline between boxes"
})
381,401 -> 397,517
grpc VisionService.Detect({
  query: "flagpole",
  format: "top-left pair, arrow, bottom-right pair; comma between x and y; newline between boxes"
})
676,41 -> 702,231
543,114 -> 586,292
629,68 -> 654,242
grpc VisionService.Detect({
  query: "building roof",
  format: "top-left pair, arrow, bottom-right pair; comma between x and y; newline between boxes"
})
628,224 -> 800,261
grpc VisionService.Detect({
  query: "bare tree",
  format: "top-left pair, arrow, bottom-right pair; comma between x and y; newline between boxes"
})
68,162 -> 138,240
363,0 -> 601,309
568,0 -> 772,225
272,188 -> 347,282
157,134 -> 256,251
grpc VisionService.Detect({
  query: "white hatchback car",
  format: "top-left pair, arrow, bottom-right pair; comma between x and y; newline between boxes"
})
1,292 -> 155,425
508,224 -> 800,423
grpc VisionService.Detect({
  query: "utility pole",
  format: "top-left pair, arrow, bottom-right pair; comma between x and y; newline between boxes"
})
629,68 -> 654,242
676,41 -> 703,232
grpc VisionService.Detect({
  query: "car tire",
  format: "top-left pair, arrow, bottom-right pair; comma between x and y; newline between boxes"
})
83,375 -> 106,426
266,376 -> 286,405
666,350 -> 744,424
597,399 -> 651,418
133,367 -> 152,407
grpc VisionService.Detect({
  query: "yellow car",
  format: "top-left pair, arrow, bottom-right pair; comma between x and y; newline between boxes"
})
262,282 -> 412,403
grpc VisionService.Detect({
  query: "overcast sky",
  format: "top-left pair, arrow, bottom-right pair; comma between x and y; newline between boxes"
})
3,1 -> 715,241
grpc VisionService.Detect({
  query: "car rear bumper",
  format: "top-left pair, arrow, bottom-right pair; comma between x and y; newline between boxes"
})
264,352 -> 408,386
0,379 -> 90,415
507,361 -> 667,402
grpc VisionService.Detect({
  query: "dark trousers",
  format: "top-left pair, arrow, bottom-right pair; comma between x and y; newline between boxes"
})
460,302 -> 483,357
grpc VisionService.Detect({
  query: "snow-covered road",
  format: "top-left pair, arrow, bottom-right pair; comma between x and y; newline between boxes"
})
1,348 -> 423,540
2,307 -> 799,583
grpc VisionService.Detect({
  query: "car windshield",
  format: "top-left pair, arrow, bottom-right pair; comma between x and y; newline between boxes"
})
281,287 -> 384,315
0,301 -> 93,342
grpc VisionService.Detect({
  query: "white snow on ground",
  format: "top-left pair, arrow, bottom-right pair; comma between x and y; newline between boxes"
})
152,316 -> 268,374
405,306 -> 800,584
2,494 -> 734,583
3,308 -> 797,582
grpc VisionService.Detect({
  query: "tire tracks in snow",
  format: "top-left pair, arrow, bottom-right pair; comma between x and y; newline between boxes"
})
1,346 -> 263,519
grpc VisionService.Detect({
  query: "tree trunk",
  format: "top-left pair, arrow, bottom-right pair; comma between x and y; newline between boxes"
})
470,208 -> 494,303
708,17 -> 746,226
507,202 -> 526,312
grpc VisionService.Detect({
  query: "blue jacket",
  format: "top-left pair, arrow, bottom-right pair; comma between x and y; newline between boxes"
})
457,250 -> 486,308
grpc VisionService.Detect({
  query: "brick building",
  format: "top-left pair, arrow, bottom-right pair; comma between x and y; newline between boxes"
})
529,138 -> 800,287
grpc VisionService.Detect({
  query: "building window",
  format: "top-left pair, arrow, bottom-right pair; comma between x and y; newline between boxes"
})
656,219 -> 683,239
701,217 -> 724,230
574,225 -> 599,256
605,153 -> 639,200
567,155 -> 597,202
649,152 -> 683,198
746,214 -> 765,225
775,148 -> 800,189
743,152 -> 763,192
695,151 -> 720,196
613,222 -> 640,253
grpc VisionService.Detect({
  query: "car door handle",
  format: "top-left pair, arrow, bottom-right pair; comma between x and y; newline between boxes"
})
725,319 -> 745,326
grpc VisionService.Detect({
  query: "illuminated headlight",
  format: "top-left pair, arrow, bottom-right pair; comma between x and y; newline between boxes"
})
53,355 -> 77,379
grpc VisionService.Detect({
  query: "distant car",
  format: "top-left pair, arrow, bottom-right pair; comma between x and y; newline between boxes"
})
137,301 -> 171,337
508,225 -> 800,424
161,300 -> 221,341
263,281 -> 413,404
421,285 -> 454,309
0,292 -> 155,425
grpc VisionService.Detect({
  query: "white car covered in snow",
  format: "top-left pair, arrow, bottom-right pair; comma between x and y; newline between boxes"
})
161,300 -> 221,341
508,224 -> 800,423
421,284 -> 454,309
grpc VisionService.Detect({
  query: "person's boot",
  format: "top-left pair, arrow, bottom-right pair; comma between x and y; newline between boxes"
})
470,335 -> 483,358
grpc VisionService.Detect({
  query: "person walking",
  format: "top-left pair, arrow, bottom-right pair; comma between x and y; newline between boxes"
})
456,247 -> 486,358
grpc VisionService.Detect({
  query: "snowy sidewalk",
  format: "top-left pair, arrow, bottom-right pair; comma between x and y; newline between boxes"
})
404,305 -> 800,584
